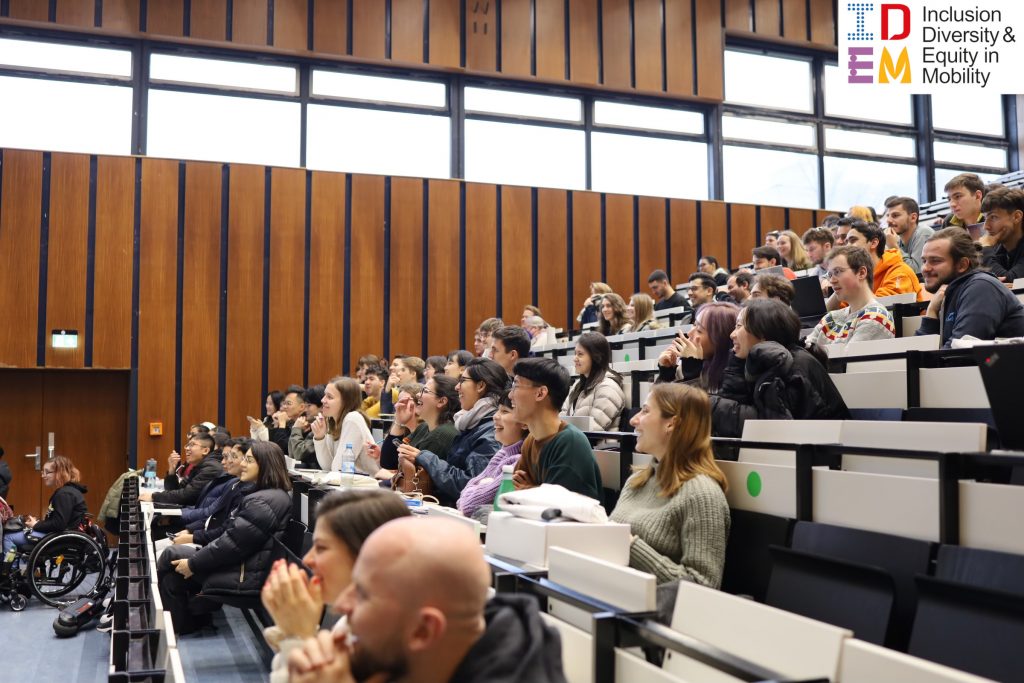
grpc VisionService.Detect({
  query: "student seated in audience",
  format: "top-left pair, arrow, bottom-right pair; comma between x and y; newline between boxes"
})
168,442 -> 255,550
884,195 -> 932,274
563,332 -> 625,431
980,186 -> 1024,282
475,318 -> 504,357
490,325 -> 532,377
726,270 -> 753,303
751,246 -> 796,279
424,356 -> 447,380
178,438 -> 248,533
802,227 -> 835,279
657,302 -> 740,393
159,441 -> 292,634
381,355 -> 426,414
524,315 -> 558,349
444,349 -> 474,378
520,305 -> 542,327
842,221 -> 923,300
509,358 -> 603,501
806,246 -> 896,347
457,390 -> 528,521
942,172 -> 986,229
312,377 -> 378,476
833,215 -> 859,246
917,227 -> 1024,347
371,383 -> 423,476
2,456 -> 87,557
777,230 -> 813,271
627,292 -> 661,332
287,518 -> 568,683
263,385 -> 307,455
359,365 -> 387,419
409,359 -> 504,507
687,273 -> 718,311
764,230 -> 780,248
379,377 -> 460,478
597,293 -> 634,336
710,299 -> 848,437
611,384 -> 730,587
750,273 -> 795,306
848,205 -> 877,224
648,269 -> 690,311
698,256 -> 730,286
262,489 -> 411,683
261,391 -> 284,431
354,355 -> 382,384
0,447 -> 10,501
141,433 -> 223,505
577,281 -> 612,325
289,385 -> 324,468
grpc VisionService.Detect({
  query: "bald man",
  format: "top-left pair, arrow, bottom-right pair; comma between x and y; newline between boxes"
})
287,517 -> 567,683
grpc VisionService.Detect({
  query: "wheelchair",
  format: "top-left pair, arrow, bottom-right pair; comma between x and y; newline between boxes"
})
1,515 -> 113,611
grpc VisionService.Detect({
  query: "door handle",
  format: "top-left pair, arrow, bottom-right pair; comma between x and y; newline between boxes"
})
48,432 -> 55,460
24,446 -> 41,471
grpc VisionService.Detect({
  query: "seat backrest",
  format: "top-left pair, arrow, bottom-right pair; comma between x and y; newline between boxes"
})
282,519 -> 308,559
839,420 -> 987,478
934,544 -> 1024,597
830,370 -> 908,409
812,468 -> 940,542
839,638 -> 996,683
826,333 -> 940,358
958,481 -> 1024,555
720,509 -> 794,602
738,419 -> 843,465
719,461 -> 796,518
919,367 -> 989,409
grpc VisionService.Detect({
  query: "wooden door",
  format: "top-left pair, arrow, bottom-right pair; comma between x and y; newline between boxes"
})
0,371 -> 44,517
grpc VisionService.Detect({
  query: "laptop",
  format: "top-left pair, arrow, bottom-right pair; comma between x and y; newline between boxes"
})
791,275 -> 827,319
974,344 -> 1024,450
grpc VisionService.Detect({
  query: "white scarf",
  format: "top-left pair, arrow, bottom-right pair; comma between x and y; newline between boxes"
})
454,397 -> 498,433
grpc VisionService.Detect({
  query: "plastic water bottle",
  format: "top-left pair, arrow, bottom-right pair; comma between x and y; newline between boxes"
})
493,465 -> 516,511
144,459 -> 158,489
341,443 -> 356,488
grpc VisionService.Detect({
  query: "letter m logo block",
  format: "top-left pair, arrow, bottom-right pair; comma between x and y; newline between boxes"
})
878,47 -> 911,83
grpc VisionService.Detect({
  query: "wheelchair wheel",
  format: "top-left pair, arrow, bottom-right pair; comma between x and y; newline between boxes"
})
24,531 -> 107,608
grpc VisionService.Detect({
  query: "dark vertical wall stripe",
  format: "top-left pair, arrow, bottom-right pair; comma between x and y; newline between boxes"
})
48,0 -> 56,22
346,0 -> 354,54
725,204 -> 733,270
458,0 -> 466,67
129,158 -> 142,467
260,168 -> 272,399
458,183 -> 467,342
565,191 -> 574,329
0,1 -> 9,18
695,201 -> 703,266
422,0 -> 430,63
84,156 -> 98,367
495,0 -> 503,71
563,0 -> 570,80
139,0 -> 147,31
226,0 -> 234,41
382,177 -> 392,360
529,0 -> 536,76
267,0 -> 275,45
631,196 -> 640,293
690,0 -> 698,94
173,162 -> 186,451
530,187 -> 538,305
599,193 -> 607,282
664,199 -> 672,279
420,179 -> 429,358
596,0 -> 604,84
183,0 -> 191,35
306,0 -> 314,50
659,0 -> 667,92
495,185 -> 503,318
94,0 -> 103,27
385,0 -> 392,59
777,0 -> 783,36
755,205 -> 762,246
627,0 -> 635,88
36,152 -> 52,367
302,170 -> 312,386
749,0 -> 756,31
784,207 -> 790,229
804,0 -> 811,40
0,150 -> 4,233
342,174 -> 353,374
217,166 -> 230,426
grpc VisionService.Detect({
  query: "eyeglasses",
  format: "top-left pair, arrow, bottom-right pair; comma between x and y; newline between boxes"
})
456,376 -> 471,385
241,455 -> 256,464
826,266 -> 851,280
510,380 -> 536,392
41,469 -> 55,475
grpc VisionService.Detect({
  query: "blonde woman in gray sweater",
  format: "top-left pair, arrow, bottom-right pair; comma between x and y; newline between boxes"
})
610,384 -> 730,587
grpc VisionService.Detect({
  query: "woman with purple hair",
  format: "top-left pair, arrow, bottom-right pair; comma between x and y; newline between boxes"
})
656,302 -> 741,393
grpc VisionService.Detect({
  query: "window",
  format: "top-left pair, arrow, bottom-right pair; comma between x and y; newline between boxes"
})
825,128 -> 915,159
723,146 -> 819,208
464,120 -> 585,189
724,50 -> 812,112
931,92 -> 1004,137
465,87 -> 580,122
723,116 -> 815,148
933,141 -> 1006,170
594,101 -> 703,135
312,70 -> 445,108
824,157 -> 917,211
592,134 -> 707,199
150,54 -> 297,93
0,37 -> 131,78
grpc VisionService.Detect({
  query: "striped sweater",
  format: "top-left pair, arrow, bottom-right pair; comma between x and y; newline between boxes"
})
806,301 -> 895,347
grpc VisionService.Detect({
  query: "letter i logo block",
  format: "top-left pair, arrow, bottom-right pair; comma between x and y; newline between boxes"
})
847,2 -> 875,41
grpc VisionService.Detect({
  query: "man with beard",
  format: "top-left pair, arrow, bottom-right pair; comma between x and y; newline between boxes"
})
286,518 -> 567,683
916,227 -> 1024,348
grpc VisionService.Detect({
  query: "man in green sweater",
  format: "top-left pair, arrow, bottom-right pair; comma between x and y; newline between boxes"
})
508,358 -> 603,502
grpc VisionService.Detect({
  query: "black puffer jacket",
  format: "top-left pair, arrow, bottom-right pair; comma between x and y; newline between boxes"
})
188,487 -> 291,595
709,342 -> 849,437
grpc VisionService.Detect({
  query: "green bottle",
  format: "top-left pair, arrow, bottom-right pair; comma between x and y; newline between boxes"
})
493,465 -> 516,511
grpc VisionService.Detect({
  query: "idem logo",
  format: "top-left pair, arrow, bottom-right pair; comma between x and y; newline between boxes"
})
846,2 -> 912,84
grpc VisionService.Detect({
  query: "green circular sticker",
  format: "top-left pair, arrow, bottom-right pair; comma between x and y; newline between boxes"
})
746,471 -> 763,498
624,354 -> 631,362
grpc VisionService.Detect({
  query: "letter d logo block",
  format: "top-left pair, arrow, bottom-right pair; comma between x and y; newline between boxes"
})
878,46 -> 911,83
881,3 -> 910,40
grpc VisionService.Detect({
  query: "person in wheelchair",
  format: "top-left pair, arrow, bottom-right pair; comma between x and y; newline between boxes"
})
3,456 -> 87,562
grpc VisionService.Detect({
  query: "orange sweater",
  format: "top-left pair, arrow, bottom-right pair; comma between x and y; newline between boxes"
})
874,249 -> 923,301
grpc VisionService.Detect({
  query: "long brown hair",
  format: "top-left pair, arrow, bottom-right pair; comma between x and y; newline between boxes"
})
326,376 -> 368,439
48,456 -> 81,489
629,384 -> 727,496
597,293 -> 631,335
315,489 -> 411,556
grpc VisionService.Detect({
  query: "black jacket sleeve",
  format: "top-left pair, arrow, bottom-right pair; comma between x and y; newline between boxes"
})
0,461 -> 11,499
188,495 -> 280,575
983,245 -> 1024,282
152,458 -> 223,506
267,424 -> 291,455
32,487 -> 79,534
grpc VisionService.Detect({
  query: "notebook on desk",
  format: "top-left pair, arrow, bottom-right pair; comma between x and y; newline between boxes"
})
791,276 -> 827,319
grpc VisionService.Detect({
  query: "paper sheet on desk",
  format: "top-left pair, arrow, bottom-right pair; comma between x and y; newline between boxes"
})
309,472 -> 382,488
951,335 -> 1024,348
497,484 -> 608,524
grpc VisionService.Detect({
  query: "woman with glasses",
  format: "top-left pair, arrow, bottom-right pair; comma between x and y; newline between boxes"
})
656,302 -> 740,394
159,441 -> 292,634
177,437 -> 251,537
564,332 -> 625,431
457,389 -> 528,521
2,456 -> 87,557
405,358 -> 505,507
805,245 -> 895,348
368,383 -> 424,475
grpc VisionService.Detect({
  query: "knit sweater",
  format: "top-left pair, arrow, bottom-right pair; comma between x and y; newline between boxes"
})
457,440 -> 524,518
610,472 -> 730,587
805,301 -> 895,348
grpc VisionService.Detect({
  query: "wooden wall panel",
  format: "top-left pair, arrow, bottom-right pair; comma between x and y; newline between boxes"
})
307,171 -> 346,385
224,165 -> 266,439
500,0 -> 532,76
190,0 -> 227,41
536,189 -> 568,331
348,175 -> 385,369
754,0 -> 780,36
788,208 -> 815,234
699,202 -> 728,272
146,0 -> 184,36
351,0 -> 386,59
45,153 -> 90,369
729,204 -> 757,270
571,192 -> 602,319
694,0 -> 723,100
231,0 -> 268,45
466,0 -> 497,71
389,177 -> 424,357
136,158 -> 179,464
810,0 -> 835,45
0,150 -> 42,368
180,162 -> 222,432
664,0 -> 694,96
633,0 -> 663,92
274,0 -> 309,50
568,0 -> 599,85
669,199 -> 697,284
500,186 -> 533,323
604,193 -> 635,297
92,156 -> 134,369
7,0 -> 49,22
760,206 -> 786,236
101,0 -> 140,31
56,0 -> 95,27
637,197 -> 666,285
601,0 -> 632,88
815,210 -> 836,226
267,167 -> 307,389
464,183 -> 498,346
391,0 -> 425,63
535,0 -> 566,81
313,0 -> 348,54
782,0 -> 808,42
428,0 -> 461,67
426,180 -> 461,354
723,0 -> 750,30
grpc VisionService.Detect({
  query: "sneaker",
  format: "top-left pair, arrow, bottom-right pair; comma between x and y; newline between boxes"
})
95,613 -> 114,633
